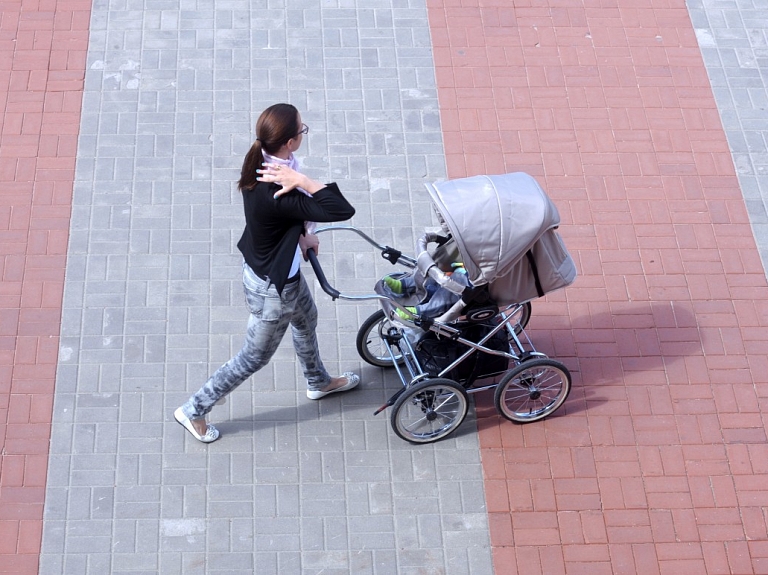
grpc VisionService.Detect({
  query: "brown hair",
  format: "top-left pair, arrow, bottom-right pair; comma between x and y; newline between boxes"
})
238,103 -> 302,191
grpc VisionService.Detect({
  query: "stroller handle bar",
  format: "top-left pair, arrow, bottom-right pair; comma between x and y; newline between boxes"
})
306,226 -> 468,325
305,248 -> 341,300
315,226 -> 417,268
304,227 -> 419,320
305,248 -> 393,305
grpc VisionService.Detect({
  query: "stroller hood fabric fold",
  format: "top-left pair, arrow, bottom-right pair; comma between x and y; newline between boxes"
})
425,172 -> 577,306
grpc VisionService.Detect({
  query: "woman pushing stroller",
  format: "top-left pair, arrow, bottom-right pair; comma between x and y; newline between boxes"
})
174,103 -> 360,443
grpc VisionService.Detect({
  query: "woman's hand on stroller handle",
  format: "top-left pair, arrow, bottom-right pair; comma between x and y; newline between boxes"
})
305,248 -> 341,300
299,233 -> 319,261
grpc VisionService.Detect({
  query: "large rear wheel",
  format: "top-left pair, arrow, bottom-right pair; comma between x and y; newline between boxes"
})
507,301 -> 532,335
390,378 -> 469,443
356,310 -> 404,367
493,358 -> 571,423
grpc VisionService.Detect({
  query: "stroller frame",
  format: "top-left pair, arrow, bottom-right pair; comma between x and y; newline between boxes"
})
307,224 -> 572,444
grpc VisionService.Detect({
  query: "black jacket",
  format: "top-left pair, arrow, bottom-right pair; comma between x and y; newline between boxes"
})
237,182 -> 355,293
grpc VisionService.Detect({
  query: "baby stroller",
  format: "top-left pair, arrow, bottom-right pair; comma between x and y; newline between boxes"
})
307,172 -> 577,444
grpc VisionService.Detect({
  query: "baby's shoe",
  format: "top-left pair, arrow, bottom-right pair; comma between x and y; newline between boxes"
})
384,276 -> 403,294
395,306 -> 417,319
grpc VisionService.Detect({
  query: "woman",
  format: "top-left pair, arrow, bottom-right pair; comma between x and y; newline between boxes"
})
174,103 -> 359,443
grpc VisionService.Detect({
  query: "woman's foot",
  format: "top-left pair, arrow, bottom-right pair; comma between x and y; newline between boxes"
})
174,407 -> 220,443
307,372 -> 360,400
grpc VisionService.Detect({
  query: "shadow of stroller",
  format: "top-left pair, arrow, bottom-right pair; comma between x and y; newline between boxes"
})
474,300 -> 703,423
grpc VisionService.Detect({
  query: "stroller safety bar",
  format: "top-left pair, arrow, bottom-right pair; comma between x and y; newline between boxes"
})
416,232 -> 466,297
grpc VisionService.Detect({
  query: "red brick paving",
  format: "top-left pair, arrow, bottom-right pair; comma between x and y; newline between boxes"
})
0,0 -> 89,572
427,0 -> 768,573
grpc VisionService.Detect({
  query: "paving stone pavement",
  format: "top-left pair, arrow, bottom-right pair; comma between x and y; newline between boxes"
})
9,0 -> 767,573
688,0 -> 768,269
39,1 -> 494,574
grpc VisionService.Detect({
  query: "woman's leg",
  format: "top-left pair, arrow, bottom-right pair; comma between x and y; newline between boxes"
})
179,266 -> 292,419
288,275 -> 330,392
288,275 -> 360,398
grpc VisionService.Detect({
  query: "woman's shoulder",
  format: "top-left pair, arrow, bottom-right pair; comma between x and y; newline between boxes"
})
241,181 -> 280,205
241,180 -> 274,194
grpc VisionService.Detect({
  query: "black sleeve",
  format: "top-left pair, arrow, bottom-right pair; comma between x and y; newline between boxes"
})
273,183 -> 355,223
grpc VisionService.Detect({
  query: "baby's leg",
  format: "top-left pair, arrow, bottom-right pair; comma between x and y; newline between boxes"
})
384,273 -> 417,296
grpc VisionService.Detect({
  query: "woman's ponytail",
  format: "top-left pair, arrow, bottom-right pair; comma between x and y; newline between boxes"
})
238,103 -> 299,192
238,140 -> 263,191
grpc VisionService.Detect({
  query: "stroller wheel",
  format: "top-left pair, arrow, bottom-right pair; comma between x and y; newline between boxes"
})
510,301 -> 532,335
356,310 -> 405,367
391,378 -> 469,444
494,358 -> 571,423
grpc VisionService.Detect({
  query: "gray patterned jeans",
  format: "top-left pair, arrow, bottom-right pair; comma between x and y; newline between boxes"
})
180,261 -> 331,419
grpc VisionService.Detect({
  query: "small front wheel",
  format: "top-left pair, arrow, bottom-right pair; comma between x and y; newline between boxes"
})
356,310 -> 404,367
390,378 -> 469,444
493,358 -> 571,423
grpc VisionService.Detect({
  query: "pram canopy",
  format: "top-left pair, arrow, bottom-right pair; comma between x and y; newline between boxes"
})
424,172 -> 576,306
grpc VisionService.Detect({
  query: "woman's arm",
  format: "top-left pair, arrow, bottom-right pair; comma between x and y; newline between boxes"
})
256,164 -> 355,223
257,163 -> 324,197
286,184 -> 355,223
298,232 -> 320,260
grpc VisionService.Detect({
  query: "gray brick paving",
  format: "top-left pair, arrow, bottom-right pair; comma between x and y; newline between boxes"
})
687,0 -> 768,271
41,1 -> 494,574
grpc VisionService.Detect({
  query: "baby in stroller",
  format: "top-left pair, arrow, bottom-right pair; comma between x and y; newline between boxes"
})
380,232 -> 474,322
383,260 -> 471,320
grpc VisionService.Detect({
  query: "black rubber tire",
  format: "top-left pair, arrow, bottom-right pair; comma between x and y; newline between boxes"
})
390,378 -> 469,444
356,310 -> 404,367
493,358 -> 571,423
511,301 -> 532,335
